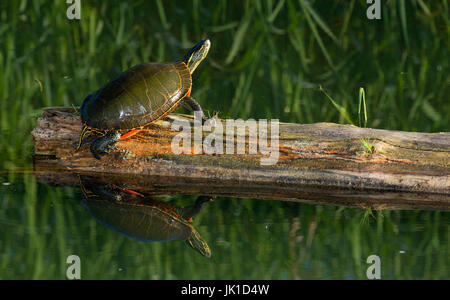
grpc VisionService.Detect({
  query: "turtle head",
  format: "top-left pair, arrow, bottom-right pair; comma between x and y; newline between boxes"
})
186,228 -> 211,258
184,39 -> 210,74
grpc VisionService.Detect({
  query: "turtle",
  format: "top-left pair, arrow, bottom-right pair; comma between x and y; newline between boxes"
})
76,39 -> 211,159
80,176 -> 213,257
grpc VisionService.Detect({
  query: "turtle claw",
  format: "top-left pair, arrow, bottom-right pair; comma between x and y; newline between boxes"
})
107,145 -> 119,151
90,131 -> 121,159
203,117 -> 217,127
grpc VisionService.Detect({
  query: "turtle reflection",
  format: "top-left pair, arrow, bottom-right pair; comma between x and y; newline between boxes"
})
80,177 -> 213,257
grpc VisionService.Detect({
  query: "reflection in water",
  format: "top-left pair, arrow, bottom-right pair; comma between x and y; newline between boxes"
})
3,170 -> 449,279
79,176 -> 213,257
24,162 -> 450,279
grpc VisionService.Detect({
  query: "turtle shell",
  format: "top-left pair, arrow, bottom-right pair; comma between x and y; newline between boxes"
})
80,62 -> 192,131
83,195 -> 195,242
79,178 -> 211,257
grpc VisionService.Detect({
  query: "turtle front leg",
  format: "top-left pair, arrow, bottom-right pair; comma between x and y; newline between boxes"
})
90,131 -> 121,159
178,196 -> 215,221
181,96 -> 207,122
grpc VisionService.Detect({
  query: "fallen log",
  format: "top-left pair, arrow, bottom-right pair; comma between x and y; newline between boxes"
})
32,107 -> 450,209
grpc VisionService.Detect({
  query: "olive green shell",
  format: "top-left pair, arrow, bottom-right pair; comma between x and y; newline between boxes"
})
80,178 -> 211,257
84,197 -> 196,242
80,62 -> 192,130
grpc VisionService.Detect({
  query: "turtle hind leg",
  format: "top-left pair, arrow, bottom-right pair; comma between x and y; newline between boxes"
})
90,131 -> 121,159
181,96 -> 206,122
178,196 -> 214,220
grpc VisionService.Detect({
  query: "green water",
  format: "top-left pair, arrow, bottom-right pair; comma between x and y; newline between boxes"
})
0,1 -> 449,279
1,173 -> 449,280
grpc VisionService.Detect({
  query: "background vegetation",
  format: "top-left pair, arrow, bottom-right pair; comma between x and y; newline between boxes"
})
0,0 -> 448,279
0,0 -> 449,169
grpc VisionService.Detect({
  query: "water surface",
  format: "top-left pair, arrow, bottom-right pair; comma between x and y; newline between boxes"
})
1,171 -> 448,279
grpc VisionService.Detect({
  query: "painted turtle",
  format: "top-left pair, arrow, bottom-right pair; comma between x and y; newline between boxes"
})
76,39 -> 211,159
80,176 -> 212,257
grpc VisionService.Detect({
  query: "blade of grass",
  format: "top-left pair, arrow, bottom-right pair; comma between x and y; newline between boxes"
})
156,0 -> 170,30
225,10 -> 253,65
298,0 -> 336,70
319,85 -> 354,125
358,87 -> 368,128
301,0 -> 339,45
398,0 -> 410,48
268,0 -> 285,23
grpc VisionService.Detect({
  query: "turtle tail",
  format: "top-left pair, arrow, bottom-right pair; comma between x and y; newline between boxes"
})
186,229 -> 211,258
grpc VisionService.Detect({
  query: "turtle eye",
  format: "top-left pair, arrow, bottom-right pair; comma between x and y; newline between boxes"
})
185,40 -> 205,62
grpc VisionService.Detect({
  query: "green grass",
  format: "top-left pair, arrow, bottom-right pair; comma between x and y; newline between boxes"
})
357,87 -> 376,154
358,87 -> 368,128
0,0 -> 449,169
360,137 -> 376,154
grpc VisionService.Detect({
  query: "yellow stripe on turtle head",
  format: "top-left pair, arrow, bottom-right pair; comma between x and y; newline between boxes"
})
184,39 -> 211,74
186,228 -> 211,257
